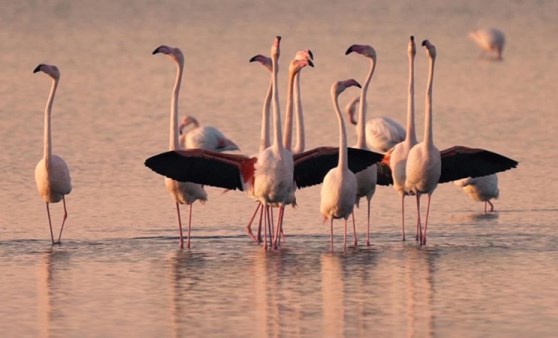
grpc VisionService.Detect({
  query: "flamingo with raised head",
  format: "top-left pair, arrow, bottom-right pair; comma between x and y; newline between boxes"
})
320,79 -> 361,251
454,174 -> 499,213
345,44 -> 380,246
179,116 -> 239,152
468,28 -> 505,60
33,64 -> 72,245
153,45 -> 208,249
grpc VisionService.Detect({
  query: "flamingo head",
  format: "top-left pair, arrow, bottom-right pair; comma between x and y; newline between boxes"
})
179,116 -> 199,135
289,57 -> 314,75
345,44 -> 376,61
408,36 -> 416,57
153,45 -> 184,65
422,40 -> 437,60
295,49 -> 314,62
33,64 -> 60,80
332,79 -> 361,97
249,54 -> 272,72
271,36 -> 281,60
344,95 -> 360,125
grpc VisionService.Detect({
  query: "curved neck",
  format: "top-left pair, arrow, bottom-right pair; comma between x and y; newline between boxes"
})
332,90 -> 348,169
43,78 -> 58,160
424,56 -> 435,146
271,54 -> 283,150
170,60 -> 184,150
282,66 -> 298,151
357,58 -> 375,149
292,72 -> 305,154
259,78 -> 272,152
405,53 -> 417,145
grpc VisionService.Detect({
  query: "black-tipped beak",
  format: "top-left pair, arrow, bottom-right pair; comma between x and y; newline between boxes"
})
345,45 -> 355,55
249,55 -> 258,63
422,40 -> 428,46
276,36 -> 281,42
308,50 -> 314,60
355,82 -> 362,88
410,36 -> 414,41
308,60 -> 314,68
33,64 -> 43,73
152,46 -> 162,55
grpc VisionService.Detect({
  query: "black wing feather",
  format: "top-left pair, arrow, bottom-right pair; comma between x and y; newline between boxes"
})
376,161 -> 393,186
145,150 -> 245,191
439,146 -> 518,184
294,147 -> 384,189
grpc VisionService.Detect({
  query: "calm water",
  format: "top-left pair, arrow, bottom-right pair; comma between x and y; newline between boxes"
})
1,0 -> 557,337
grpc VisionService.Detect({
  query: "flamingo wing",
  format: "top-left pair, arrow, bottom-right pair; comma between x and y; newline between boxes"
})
293,147 -> 384,189
145,149 -> 253,191
376,161 -> 393,186
439,146 -> 518,184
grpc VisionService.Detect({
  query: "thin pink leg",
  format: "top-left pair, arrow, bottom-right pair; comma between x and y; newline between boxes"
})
273,206 -> 285,249
484,201 -> 487,214
351,212 -> 358,247
415,194 -> 422,244
46,203 -> 55,245
366,199 -> 371,246
263,205 -> 268,250
267,206 -> 273,248
246,203 -> 261,242
55,197 -> 69,244
187,203 -> 193,249
488,201 -> 494,212
257,204 -> 264,243
175,203 -> 184,249
330,218 -> 334,252
344,218 -> 348,252
422,194 -> 432,246
401,194 -> 406,241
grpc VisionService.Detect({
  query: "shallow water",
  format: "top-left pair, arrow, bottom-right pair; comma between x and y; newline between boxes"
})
1,0 -> 557,337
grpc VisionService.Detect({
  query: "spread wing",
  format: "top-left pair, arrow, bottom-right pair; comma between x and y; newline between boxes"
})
440,146 -> 518,184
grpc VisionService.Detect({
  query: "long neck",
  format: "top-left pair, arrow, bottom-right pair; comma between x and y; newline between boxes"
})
271,54 -> 283,150
43,78 -> 58,160
292,72 -> 305,154
357,58 -> 375,149
405,53 -> 417,145
259,78 -> 272,152
170,60 -> 183,150
282,67 -> 297,151
424,55 -> 435,146
332,91 -> 348,170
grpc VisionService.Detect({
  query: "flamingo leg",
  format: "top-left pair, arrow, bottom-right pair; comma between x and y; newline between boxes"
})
245,203 -> 261,242
273,206 -> 285,249
344,218 -> 348,252
422,194 -> 432,246
55,197 -> 68,244
257,204 -> 264,243
401,194 -> 406,241
484,201 -> 487,214
415,194 -> 422,243
175,202 -> 184,249
351,212 -> 358,247
187,203 -> 193,249
268,206 -> 274,249
366,198 -> 371,246
46,203 -> 55,245
488,201 -> 494,212
263,205 -> 268,250
330,218 -> 334,252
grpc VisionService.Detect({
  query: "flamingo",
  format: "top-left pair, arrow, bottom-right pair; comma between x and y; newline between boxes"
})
33,64 -> 72,245
454,174 -> 499,213
468,28 -> 505,60
320,79 -> 361,251
386,36 -> 418,241
153,45 -> 207,249
178,116 -> 239,152
346,101 -> 405,153
345,44 -> 380,247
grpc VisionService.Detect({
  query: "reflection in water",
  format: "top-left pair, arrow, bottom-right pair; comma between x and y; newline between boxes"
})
36,249 -> 72,338
405,248 -> 436,338
321,253 -> 344,337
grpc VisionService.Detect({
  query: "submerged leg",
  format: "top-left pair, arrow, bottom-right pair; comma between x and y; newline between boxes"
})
488,200 -> 494,212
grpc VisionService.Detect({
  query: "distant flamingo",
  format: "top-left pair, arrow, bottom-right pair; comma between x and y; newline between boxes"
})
33,64 -> 72,245
153,45 -> 207,249
387,36 -> 418,241
468,28 -> 505,60
320,79 -> 361,251
178,116 -> 239,152
454,174 -> 499,213
345,44 -> 380,246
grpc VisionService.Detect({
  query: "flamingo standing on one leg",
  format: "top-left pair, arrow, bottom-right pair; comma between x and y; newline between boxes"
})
387,36 -> 418,241
320,79 -> 361,252
33,64 -> 72,245
454,174 -> 499,213
404,40 -> 441,246
153,45 -> 207,249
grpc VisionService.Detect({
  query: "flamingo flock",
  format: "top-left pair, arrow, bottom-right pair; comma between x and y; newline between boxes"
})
33,34 -> 517,250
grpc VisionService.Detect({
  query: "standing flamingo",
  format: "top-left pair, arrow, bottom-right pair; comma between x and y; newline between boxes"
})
153,45 -> 207,249
33,64 -> 72,245
454,174 -> 499,213
387,36 -> 418,241
405,40 -> 440,246
468,28 -> 505,60
178,116 -> 239,152
345,44 -> 380,246
320,79 -> 361,251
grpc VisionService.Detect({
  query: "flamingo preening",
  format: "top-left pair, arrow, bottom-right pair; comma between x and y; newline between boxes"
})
454,174 -> 499,213
468,28 -> 505,60
178,116 -> 239,152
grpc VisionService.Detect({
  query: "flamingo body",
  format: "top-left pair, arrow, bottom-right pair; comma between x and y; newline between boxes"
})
469,28 -> 505,60
365,117 -> 405,153
321,167 -> 357,220
454,174 -> 499,212
179,116 -> 239,151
